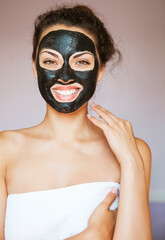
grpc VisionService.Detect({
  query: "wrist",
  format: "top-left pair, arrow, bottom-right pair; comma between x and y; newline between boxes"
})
120,159 -> 146,186
120,152 -> 144,171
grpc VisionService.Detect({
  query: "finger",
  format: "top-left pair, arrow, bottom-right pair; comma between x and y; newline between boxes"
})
87,114 -> 107,131
91,104 -> 119,126
101,188 -> 118,210
92,103 -> 127,124
91,106 -> 115,126
113,209 -> 117,216
92,103 -> 119,120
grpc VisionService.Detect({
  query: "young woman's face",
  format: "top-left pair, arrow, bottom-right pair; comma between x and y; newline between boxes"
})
34,25 -> 103,113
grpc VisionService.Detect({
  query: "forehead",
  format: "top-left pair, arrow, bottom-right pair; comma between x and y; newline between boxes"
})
38,30 -> 96,55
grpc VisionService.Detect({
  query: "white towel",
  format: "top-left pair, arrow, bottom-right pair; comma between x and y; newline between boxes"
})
5,181 -> 120,240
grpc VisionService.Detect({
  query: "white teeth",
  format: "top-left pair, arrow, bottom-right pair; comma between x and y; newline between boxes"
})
54,89 -> 79,96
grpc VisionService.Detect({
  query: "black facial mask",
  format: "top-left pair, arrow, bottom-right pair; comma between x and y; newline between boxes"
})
36,30 -> 99,113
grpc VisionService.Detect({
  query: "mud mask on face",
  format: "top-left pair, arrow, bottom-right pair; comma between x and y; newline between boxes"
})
36,30 -> 99,113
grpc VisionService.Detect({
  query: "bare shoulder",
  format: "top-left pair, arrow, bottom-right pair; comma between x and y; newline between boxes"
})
0,130 -> 22,239
0,127 -> 37,187
135,137 -> 152,196
0,125 -> 41,146
0,125 -> 46,166
0,127 -> 37,161
0,130 -> 24,176
0,129 -> 23,142
0,130 -> 17,160
0,130 -> 25,153
0,126 -> 41,239
135,137 -> 152,160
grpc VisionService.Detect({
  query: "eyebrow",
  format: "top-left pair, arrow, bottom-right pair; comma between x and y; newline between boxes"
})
40,50 -> 93,59
40,50 -> 59,58
73,52 -> 94,59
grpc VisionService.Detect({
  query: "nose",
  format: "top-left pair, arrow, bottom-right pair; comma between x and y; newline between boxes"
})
57,79 -> 74,84
59,64 -> 75,82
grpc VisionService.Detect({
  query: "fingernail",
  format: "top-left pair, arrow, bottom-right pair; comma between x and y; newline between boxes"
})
92,102 -> 96,107
111,187 -> 118,194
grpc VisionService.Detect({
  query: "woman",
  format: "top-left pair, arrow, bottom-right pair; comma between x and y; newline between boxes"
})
0,5 -> 152,240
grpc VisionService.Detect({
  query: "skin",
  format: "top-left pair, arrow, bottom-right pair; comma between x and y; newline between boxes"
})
0,24 -> 152,240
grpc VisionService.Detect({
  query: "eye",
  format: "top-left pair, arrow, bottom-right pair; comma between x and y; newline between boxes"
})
76,60 -> 90,65
43,59 -> 57,65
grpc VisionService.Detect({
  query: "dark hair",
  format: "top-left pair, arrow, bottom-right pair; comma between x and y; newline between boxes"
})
32,5 -> 122,66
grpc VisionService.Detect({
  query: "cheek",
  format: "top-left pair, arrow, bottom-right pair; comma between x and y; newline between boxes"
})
74,67 -> 99,87
37,69 -> 54,92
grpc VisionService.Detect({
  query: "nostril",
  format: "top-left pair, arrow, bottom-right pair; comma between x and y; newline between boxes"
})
58,79 -> 74,84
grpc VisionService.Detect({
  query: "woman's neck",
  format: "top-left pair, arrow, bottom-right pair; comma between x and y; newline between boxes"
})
40,103 -> 98,143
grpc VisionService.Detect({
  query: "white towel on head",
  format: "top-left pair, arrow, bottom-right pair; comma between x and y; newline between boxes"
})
5,181 -> 120,240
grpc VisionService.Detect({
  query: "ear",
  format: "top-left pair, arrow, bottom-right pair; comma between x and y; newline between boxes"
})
32,59 -> 38,80
97,64 -> 105,82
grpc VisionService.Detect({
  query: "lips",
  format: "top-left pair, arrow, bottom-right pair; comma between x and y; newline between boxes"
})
53,83 -> 82,91
51,83 -> 83,102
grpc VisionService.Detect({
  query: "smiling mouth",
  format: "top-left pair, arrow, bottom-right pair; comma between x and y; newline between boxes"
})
51,83 -> 83,102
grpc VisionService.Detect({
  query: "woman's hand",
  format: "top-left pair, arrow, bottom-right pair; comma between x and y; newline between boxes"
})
87,103 -> 152,239
87,103 -> 142,166
87,188 -> 118,240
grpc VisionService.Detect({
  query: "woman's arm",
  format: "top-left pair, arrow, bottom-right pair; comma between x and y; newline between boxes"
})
113,139 -> 152,239
0,174 -> 7,240
65,189 -> 118,240
0,133 -> 8,240
64,227 -> 96,240
65,139 -> 152,240
87,103 -> 152,240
